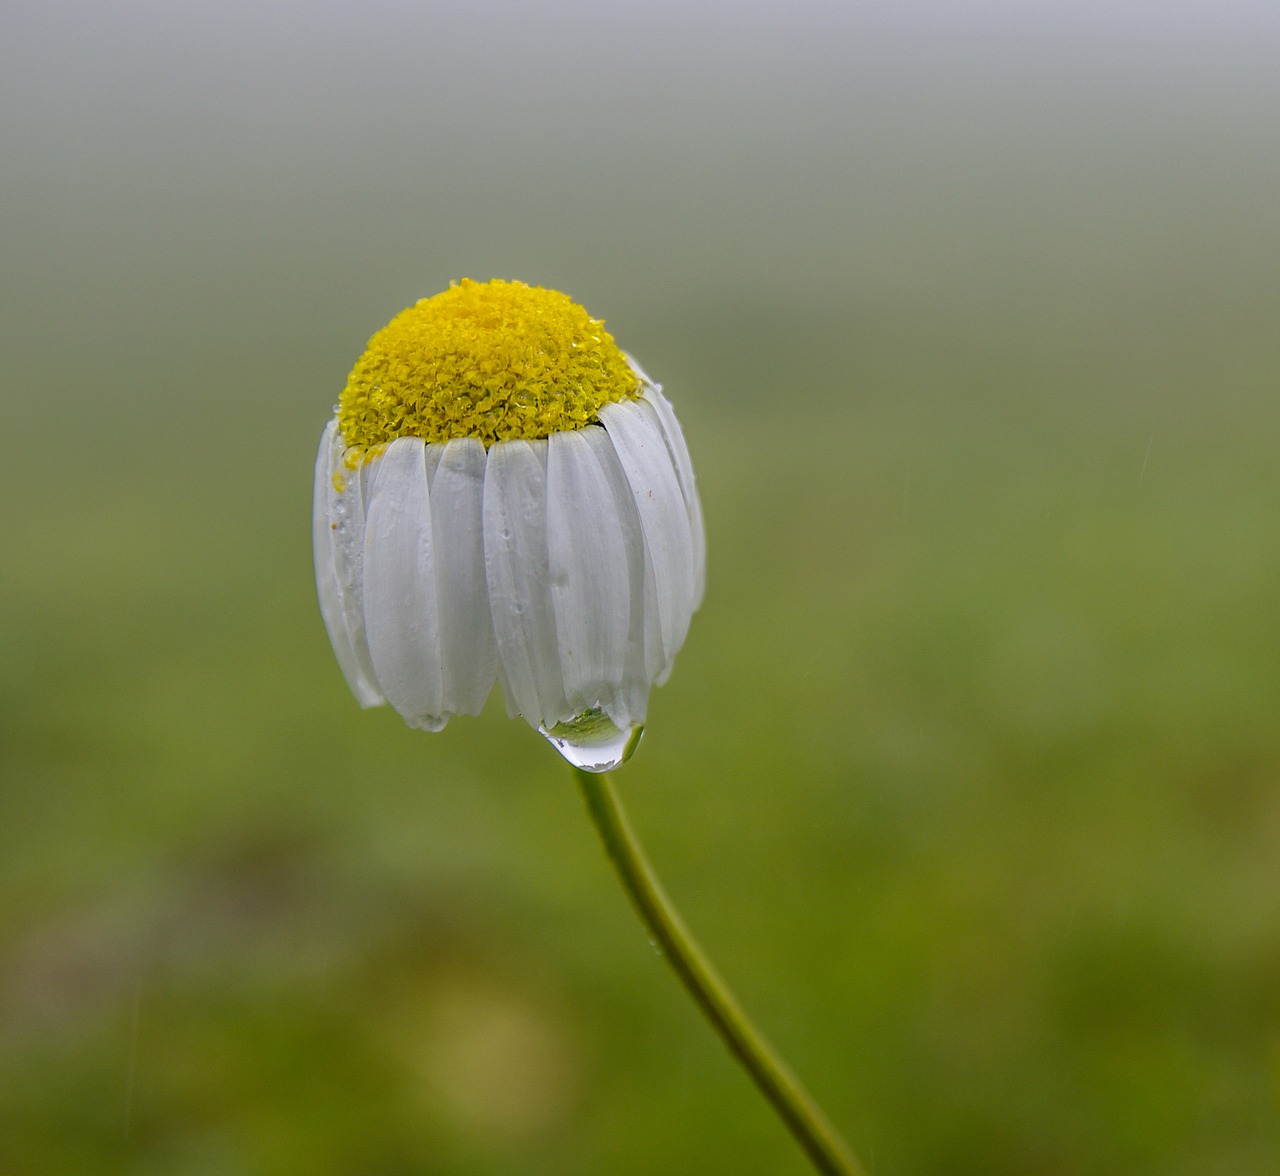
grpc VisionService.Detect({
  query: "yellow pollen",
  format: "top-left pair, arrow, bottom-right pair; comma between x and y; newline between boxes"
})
338,279 -> 639,455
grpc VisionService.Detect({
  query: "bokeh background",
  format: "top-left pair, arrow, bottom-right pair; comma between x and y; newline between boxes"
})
3,1 -> 1279,1172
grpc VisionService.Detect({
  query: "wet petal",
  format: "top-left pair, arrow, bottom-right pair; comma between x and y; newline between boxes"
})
362,438 -> 446,730
313,420 -> 383,706
430,437 -> 497,717
482,439 -> 568,725
577,425 -> 654,726
547,427 -> 631,720
641,384 -> 706,610
598,397 -> 695,669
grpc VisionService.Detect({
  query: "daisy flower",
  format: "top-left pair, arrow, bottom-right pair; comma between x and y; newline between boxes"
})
313,278 -> 705,770
312,280 -> 864,1176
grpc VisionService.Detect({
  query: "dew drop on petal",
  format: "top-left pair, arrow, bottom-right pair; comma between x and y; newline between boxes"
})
540,708 -> 643,772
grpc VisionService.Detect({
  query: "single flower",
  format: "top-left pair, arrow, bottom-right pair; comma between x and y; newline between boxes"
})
313,278 -> 705,770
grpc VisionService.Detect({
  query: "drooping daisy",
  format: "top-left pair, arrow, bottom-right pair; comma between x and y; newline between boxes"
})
312,282 -> 863,1176
313,278 -> 705,770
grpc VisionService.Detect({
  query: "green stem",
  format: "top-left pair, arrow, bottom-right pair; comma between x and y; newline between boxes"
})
574,767 -> 867,1176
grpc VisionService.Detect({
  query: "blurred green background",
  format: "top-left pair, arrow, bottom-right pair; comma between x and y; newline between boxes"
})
3,1 -> 1279,1173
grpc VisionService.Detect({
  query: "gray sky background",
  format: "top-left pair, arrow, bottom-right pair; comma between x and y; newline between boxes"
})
4,0 -> 1278,446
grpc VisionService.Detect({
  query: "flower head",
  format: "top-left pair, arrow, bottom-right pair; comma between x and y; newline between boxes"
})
314,279 -> 705,770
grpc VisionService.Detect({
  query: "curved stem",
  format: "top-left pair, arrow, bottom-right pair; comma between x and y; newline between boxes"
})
574,767 -> 867,1176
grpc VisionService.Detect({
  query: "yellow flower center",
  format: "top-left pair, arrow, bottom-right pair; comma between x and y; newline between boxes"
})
338,278 -> 639,455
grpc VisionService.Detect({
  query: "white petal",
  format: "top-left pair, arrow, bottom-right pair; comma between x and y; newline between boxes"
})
430,437 -> 497,717
598,397 -> 695,669
578,425 -> 654,726
482,439 -> 568,725
362,438 -> 446,730
618,364 -> 687,681
641,384 -> 706,610
313,422 -> 360,686
312,420 -> 384,707
547,428 -> 631,721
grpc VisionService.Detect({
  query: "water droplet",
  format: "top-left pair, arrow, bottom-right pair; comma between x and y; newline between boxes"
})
540,708 -> 643,772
